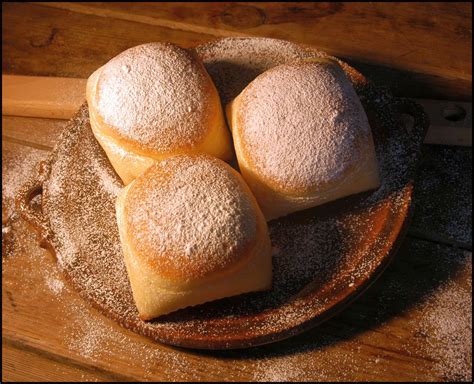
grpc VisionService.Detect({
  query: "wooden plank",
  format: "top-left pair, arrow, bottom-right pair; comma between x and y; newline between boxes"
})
2,3 -> 472,100
2,75 -> 471,146
2,75 -> 87,119
3,2 -> 469,100
2,2 -> 215,79
35,2 -> 472,82
348,61 -> 471,102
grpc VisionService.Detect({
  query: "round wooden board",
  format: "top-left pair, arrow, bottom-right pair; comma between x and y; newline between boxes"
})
19,38 -> 428,349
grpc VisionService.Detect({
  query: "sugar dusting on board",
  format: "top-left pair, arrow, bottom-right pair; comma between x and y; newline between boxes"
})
195,37 -> 328,105
422,277 -> 472,381
410,247 -> 472,382
2,142 -> 48,260
2,142 -> 47,214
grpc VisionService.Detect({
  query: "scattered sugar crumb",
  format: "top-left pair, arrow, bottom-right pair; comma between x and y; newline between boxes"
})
46,277 -> 65,295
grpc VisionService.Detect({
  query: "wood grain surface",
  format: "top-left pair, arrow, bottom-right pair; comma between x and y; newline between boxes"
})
2,2 -> 472,382
2,75 -> 88,119
2,2 -> 472,100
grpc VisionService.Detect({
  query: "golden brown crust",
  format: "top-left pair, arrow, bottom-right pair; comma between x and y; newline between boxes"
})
86,43 -> 233,184
120,154 -> 270,287
89,65 -> 223,156
227,61 -> 380,220
229,96 -> 371,198
115,154 -> 272,319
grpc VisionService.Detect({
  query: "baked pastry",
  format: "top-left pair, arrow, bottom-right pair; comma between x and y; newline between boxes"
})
116,154 -> 272,320
86,42 -> 232,185
226,59 -> 380,220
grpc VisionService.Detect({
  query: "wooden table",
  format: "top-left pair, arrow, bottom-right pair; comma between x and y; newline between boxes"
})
2,3 -> 472,382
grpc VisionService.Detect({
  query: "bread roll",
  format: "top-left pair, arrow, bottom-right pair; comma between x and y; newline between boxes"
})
226,60 -> 380,221
116,154 -> 272,320
87,43 -> 233,185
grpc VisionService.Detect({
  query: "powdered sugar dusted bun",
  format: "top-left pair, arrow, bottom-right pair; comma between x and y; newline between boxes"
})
227,59 -> 380,221
116,154 -> 272,320
87,42 -> 233,185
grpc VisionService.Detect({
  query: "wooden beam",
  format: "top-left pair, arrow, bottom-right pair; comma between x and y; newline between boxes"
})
2,75 -> 87,120
2,75 -> 471,146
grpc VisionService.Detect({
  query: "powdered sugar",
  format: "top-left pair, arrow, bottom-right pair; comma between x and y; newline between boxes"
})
236,61 -> 371,192
126,155 -> 257,280
412,250 -> 472,381
46,277 -> 65,295
92,43 -> 213,152
424,280 -> 472,381
2,142 -> 47,212
2,142 -> 47,260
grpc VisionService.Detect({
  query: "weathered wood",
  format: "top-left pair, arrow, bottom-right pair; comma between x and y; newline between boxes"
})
2,2 -> 471,100
36,2 -> 472,81
2,2 -> 215,78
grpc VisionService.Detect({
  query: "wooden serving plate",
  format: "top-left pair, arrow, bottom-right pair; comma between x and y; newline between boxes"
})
16,37 -> 429,349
